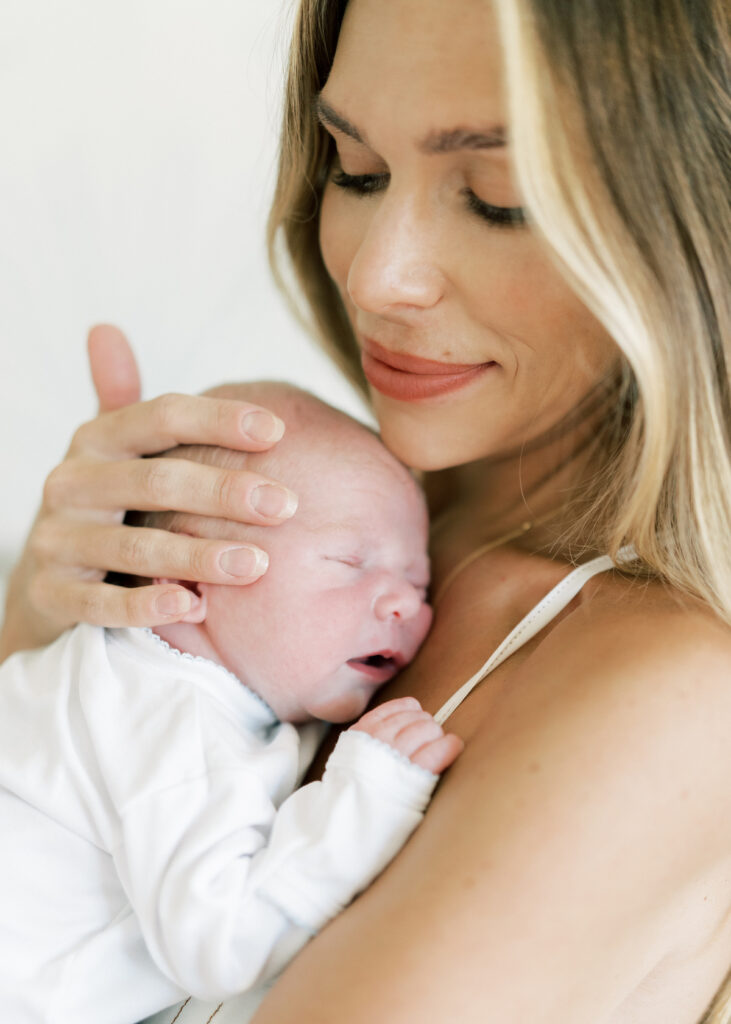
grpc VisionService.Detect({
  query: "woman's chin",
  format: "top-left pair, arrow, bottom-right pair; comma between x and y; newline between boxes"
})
374,405 -> 495,471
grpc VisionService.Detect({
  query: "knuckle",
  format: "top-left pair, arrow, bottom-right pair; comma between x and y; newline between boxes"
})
28,518 -> 61,563
27,571 -> 55,617
41,463 -> 73,511
216,469 -> 244,518
152,393 -> 182,434
117,528 -> 149,572
213,398 -> 235,439
141,459 -> 175,506
67,418 -> 95,455
187,542 -> 217,582
122,586 -> 152,627
75,586 -> 106,624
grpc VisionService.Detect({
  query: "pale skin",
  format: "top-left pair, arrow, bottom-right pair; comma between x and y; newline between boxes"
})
4,0 -> 731,1020
152,420 -> 462,771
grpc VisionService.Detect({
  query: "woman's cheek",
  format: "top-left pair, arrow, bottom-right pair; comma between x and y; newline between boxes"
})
496,243 -> 613,365
319,185 -> 357,294
459,236 -> 550,342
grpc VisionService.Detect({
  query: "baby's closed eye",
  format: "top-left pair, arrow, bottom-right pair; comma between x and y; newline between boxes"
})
323,554 -> 364,568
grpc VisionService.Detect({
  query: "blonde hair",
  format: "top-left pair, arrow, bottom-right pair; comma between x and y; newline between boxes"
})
267,0 -> 365,395
495,0 -> 731,623
494,15 -> 731,1014
267,2 -> 731,1016
268,0 -> 731,609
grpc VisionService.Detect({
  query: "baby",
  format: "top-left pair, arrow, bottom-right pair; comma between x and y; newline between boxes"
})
0,382 -> 462,1024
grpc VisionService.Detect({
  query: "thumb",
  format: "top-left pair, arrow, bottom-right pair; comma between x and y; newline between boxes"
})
87,324 -> 141,412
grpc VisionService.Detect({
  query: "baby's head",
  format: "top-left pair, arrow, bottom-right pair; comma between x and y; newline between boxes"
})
146,382 -> 432,723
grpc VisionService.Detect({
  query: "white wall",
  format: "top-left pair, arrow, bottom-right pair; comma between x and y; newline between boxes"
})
0,0 -> 368,568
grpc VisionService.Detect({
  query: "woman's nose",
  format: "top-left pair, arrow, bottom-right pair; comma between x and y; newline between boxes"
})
346,194 -> 446,316
373,579 -> 424,622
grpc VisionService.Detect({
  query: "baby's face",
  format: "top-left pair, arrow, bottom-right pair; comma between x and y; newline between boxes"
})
202,449 -> 432,723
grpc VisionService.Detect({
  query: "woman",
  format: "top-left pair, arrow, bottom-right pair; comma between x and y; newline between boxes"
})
3,0 -> 730,1021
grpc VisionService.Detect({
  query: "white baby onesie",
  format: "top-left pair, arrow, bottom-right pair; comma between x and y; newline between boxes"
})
0,624 -> 437,1024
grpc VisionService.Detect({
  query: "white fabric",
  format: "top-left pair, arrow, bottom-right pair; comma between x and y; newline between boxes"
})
0,625 -> 438,1024
144,549 -> 638,1024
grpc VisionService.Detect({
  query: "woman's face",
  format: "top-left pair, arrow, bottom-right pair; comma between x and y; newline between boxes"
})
318,0 -> 617,470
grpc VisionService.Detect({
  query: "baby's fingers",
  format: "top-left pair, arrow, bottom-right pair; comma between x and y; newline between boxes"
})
409,733 -> 465,774
384,714 -> 444,759
352,697 -> 422,732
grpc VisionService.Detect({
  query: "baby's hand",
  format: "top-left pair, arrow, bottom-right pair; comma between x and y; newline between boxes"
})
350,696 -> 464,774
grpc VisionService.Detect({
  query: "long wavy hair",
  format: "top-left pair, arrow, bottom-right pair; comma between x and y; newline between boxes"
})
267,4 -> 731,1013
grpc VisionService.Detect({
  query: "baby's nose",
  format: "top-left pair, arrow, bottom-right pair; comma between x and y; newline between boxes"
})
373,580 -> 424,622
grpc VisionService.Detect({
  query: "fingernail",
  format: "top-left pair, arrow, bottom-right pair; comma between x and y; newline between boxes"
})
251,484 -> 298,519
241,411 -> 285,444
219,546 -> 268,578
155,591 -> 193,617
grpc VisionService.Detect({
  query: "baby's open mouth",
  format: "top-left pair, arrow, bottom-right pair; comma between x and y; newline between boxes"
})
347,651 -> 403,681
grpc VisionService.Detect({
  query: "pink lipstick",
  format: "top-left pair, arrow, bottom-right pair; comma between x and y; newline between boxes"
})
361,338 -> 496,401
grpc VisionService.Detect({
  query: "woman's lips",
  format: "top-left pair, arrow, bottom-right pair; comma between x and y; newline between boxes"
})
361,338 -> 496,401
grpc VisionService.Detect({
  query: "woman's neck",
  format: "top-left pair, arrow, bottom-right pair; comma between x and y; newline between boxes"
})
424,413 -> 601,561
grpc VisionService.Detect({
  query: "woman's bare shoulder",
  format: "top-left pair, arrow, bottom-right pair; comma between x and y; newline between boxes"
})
537,570 -> 731,702
251,575 -> 731,1024
499,570 -> 731,784
484,570 -> 731,859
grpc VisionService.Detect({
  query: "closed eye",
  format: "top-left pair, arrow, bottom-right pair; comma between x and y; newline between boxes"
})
330,168 -> 526,228
324,555 -> 364,568
330,169 -> 388,196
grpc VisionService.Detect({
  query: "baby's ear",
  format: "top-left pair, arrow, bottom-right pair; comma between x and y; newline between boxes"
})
154,578 -> 208,623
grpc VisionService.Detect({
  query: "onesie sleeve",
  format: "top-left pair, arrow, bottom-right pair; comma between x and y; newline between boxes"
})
109,727 -> 437,1002
0,627 -> 437,1009
252,729 -> 438,931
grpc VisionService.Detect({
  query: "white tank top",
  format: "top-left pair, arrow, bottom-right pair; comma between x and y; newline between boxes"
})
434,547 -> 637,726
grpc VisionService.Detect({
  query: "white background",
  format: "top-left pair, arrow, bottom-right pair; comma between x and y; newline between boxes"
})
0,0 -> 368,578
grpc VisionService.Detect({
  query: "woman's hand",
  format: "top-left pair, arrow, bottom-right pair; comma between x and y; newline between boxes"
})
1,325 -> 297,661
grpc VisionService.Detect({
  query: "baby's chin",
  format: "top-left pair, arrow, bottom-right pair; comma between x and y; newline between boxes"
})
306,685 -> 379,725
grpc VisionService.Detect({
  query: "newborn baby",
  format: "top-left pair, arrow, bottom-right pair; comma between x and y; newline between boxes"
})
0,382 -> 461,1024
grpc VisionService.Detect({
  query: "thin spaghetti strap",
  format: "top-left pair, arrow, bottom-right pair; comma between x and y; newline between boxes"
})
434,546 -> 637,726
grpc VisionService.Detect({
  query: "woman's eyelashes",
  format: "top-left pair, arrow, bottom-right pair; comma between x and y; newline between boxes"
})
329,167 -> 526,229
463,188 -> 526,227
330,169 -> 388,196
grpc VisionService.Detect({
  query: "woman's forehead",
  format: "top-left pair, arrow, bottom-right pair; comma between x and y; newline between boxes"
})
326,0 -> 507,134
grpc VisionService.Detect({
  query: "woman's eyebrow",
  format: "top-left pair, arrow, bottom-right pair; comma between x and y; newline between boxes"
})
315,96 -> 365,144
420,126 -> 506,153
314,94 -> 506,153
